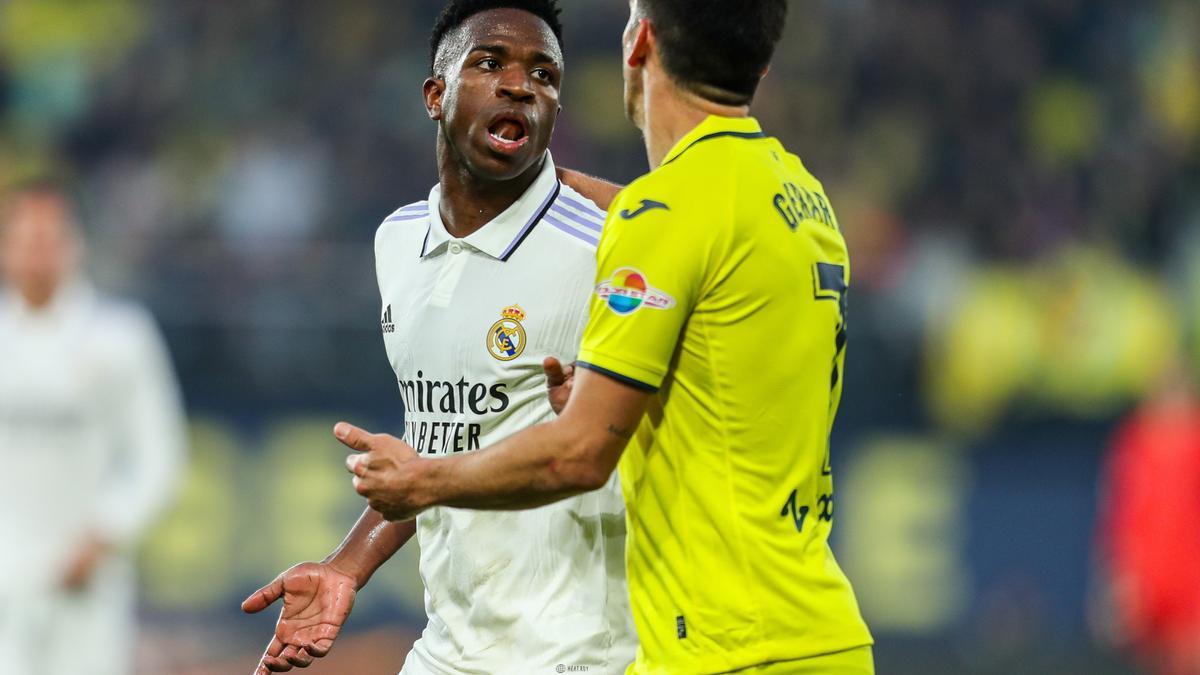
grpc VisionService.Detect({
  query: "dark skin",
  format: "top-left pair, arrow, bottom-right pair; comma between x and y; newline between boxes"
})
243,9 -> 614,673
429,8 -> 562,237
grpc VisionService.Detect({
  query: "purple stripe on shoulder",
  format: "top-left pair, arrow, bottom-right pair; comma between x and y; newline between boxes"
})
552,199 -> 604,221
385,212 -> 429,223
550,205 -> 603,233
397,202 -> 429,214
544,215 -> 600,247
557,193 -> 608,220
552,201 -> 606,227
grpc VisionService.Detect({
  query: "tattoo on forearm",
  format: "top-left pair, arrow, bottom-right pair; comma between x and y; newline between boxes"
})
607,424 -> 633,440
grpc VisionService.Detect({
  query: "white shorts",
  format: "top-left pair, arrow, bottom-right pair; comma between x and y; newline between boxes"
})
0,563 -> 135,675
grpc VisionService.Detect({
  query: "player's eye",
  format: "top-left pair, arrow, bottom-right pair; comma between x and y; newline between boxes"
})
478,57 -> 500,70
532,67 -> 553,82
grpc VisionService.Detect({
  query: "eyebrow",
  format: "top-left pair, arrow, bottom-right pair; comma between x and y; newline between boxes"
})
468,44 -> 560,66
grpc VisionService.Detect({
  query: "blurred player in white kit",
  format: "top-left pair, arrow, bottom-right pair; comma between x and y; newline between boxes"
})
0,179 -> 187,675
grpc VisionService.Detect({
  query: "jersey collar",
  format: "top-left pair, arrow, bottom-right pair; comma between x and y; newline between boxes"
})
660,115 -> 765,167
2,279 -> 95,322
422,151 -> 561,261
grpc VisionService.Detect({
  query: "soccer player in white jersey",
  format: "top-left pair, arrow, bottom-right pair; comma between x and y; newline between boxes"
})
0,179 -> 187,675
243,2 -> 633,673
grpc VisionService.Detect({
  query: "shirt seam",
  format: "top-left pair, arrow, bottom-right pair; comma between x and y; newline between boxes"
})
703,149 -> 765,641
663,130 -> 767,167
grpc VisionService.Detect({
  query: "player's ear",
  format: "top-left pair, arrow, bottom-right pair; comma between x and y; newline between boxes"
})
626,18 -> 652,69
424,77 -> 446,121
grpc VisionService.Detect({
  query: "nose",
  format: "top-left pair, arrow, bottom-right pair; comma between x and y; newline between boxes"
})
497,69 -> 535,103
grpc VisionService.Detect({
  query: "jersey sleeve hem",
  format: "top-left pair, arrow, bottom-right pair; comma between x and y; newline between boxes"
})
577,353 -> 662,392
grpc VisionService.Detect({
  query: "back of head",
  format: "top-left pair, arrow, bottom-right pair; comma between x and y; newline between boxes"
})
429,0 -> 564,76
639,0 -> 787,105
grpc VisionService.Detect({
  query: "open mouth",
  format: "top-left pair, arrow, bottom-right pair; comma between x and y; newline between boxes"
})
486,116 -> 530,155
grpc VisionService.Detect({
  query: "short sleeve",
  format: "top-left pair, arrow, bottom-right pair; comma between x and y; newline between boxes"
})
577,186 -> 712,390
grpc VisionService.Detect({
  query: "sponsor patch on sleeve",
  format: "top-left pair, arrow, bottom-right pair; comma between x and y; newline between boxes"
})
595,267 -> 676,315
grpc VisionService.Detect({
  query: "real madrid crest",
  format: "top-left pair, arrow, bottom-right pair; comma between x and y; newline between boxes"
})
487,305 -> 528,361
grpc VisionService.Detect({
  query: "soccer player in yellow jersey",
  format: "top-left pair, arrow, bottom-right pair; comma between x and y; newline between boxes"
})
333,0 -> 873,672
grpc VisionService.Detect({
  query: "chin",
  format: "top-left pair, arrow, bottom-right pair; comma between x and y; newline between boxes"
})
469,152 -> 542,183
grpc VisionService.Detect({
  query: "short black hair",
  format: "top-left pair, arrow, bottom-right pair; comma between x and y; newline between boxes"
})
640,0 -> 787,105
430,0 -> 564,75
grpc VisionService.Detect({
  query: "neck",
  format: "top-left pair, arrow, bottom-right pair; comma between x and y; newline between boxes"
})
640,70 -> 751,167
435,132 -> 544,239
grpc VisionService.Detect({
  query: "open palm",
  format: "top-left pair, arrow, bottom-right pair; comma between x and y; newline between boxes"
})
242,562 -> 358,673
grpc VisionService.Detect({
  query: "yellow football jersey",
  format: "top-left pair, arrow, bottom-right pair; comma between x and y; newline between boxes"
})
578,116 -> 873,674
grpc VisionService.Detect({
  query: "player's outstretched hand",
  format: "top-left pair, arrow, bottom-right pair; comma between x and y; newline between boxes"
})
337,422 -> 427,522
242,562 -> 357,673
543,356 -> 576,415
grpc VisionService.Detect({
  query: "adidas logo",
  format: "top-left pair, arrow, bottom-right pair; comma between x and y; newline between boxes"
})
381,304 -> 395,334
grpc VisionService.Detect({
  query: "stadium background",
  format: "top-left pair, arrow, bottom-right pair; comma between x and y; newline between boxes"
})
2,0 -> 1198,673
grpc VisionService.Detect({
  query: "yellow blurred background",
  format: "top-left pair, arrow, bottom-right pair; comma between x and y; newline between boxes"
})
2,1 -> 1199,673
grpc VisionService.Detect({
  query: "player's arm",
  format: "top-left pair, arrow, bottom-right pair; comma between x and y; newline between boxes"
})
73,312 -> 187,590
340,183 -> 705,520
323,507 -> 416,587
339,368 -> 651,518
557,167 -> 624,211
243,510 -> 415,673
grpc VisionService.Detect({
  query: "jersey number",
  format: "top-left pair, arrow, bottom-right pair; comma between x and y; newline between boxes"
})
813,262 -> 848,391
779,263 -> 849,534
813,262 -> 846,478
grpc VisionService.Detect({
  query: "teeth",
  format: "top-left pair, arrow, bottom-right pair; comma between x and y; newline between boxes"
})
490,120 -> 524,142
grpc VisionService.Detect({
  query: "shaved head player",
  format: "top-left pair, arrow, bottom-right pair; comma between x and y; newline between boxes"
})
335,0 -> 876,673
243,2 -> 634,673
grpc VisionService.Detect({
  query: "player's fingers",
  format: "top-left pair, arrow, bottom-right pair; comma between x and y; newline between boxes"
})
299,636 -> 336,658
242,576 -> 284,613
263,654 -> 295,672
284,646 -> 315,668
255,636 -> 289,673
333,422 -> 374,453
262,638 -> 297,667
345,453 -> 368,477
279,644 -> 300,663
543,356 -> 566,387
563,362 -> 575,379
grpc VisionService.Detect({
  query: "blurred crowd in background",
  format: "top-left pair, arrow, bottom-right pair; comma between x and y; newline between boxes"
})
1,0 -> 1198,673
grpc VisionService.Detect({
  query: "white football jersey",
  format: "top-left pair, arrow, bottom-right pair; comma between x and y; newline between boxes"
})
0,282 -> 186,591
374,153 -> 636,675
